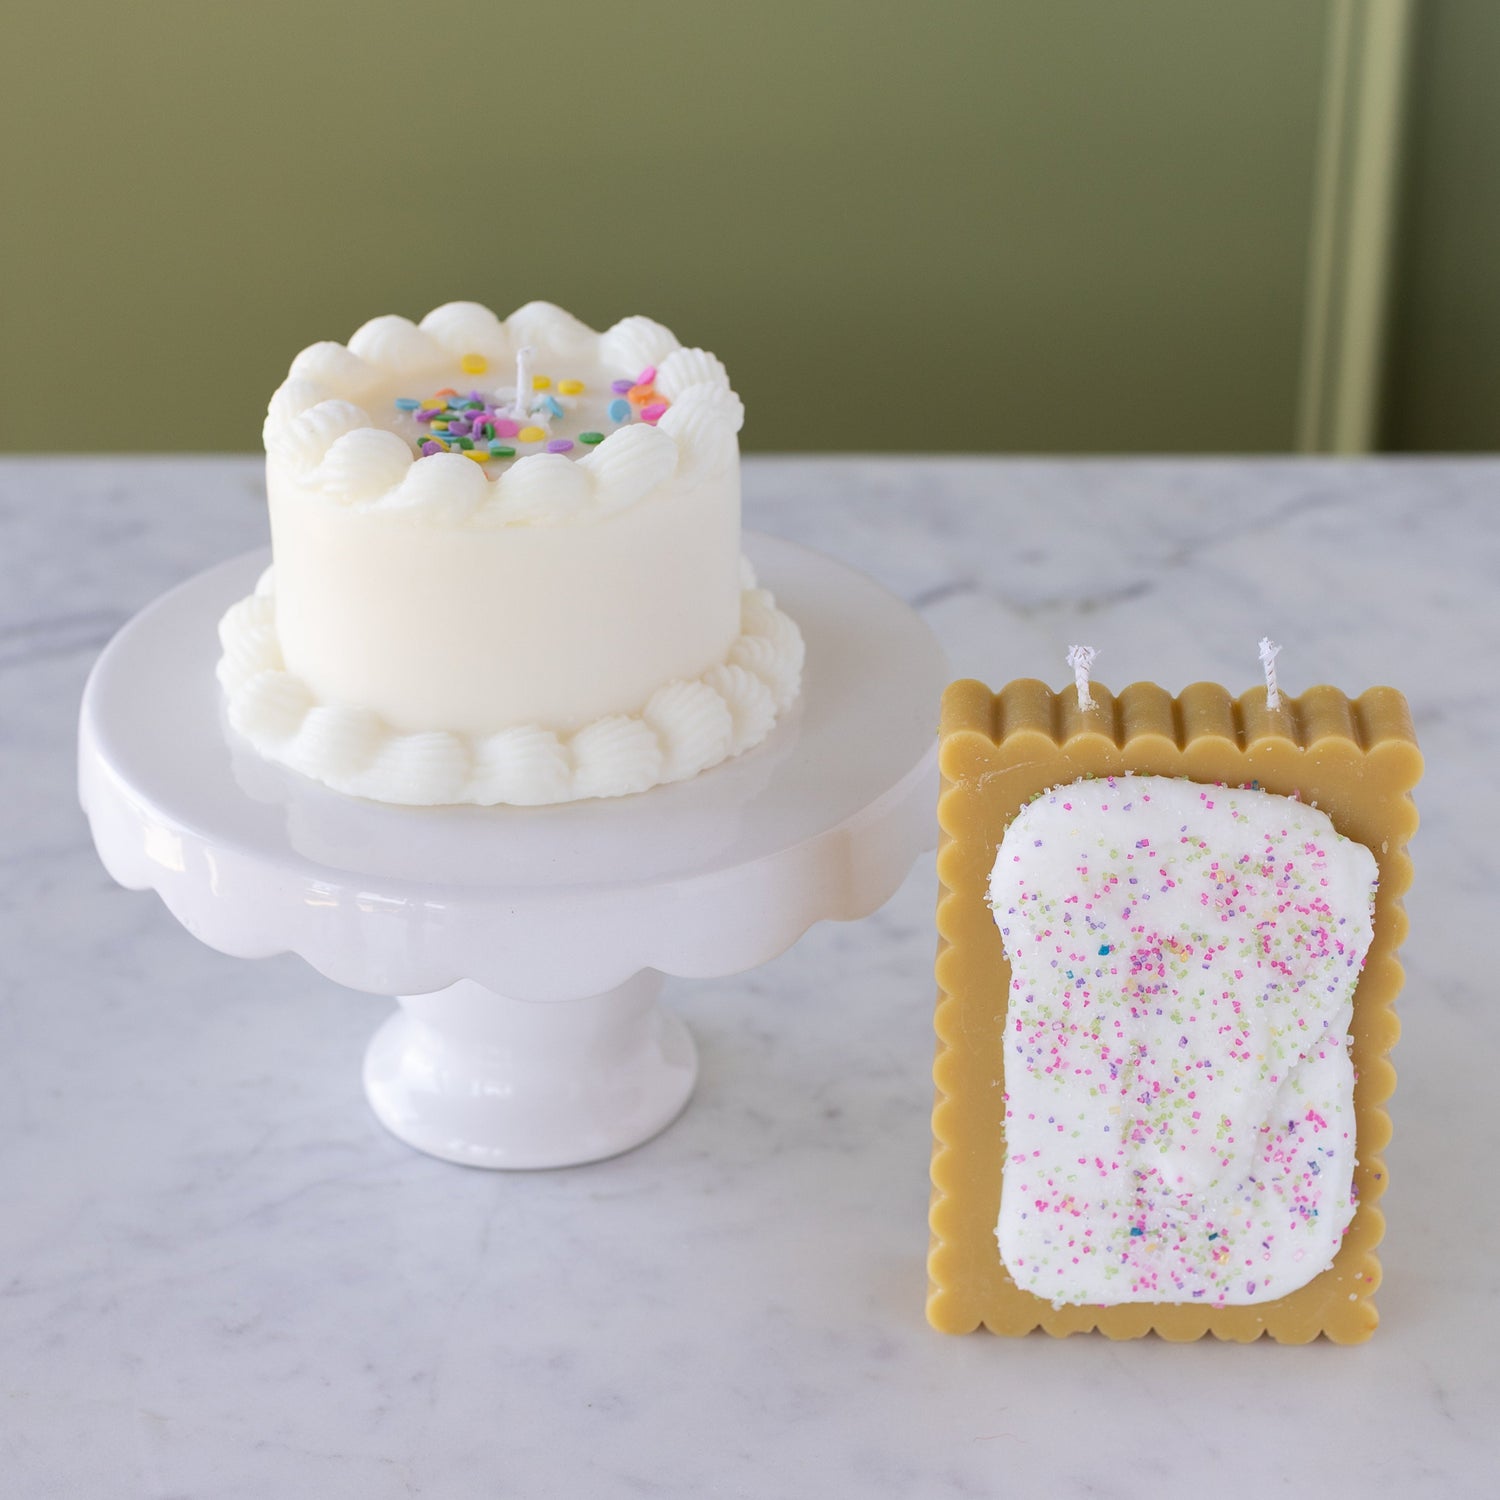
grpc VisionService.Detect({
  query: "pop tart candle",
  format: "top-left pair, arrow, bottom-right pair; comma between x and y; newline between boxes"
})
928,661 -> 1420,1342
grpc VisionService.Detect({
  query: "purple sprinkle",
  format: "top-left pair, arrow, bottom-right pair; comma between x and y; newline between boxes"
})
420,441 -> 441,456
415,409 -> 435,424
449,419 -> 471,435
610,378 -> 633,394
469,390 -> 486,402
546,438 -> 575,454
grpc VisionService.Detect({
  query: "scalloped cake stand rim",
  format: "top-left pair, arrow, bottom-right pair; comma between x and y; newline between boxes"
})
79,532 -> 946,1002
78,533 -> 945,1168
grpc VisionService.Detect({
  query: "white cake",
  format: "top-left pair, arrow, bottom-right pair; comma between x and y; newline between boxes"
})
217,301 -> 803,805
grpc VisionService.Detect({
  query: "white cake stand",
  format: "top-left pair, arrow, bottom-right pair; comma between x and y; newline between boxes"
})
79,533 -> 945,1169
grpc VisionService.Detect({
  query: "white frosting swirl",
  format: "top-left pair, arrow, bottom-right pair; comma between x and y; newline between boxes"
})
576,423 -> 679,515
471,725 -> 571,807
265,376 -> 327,430
598,315 -> 681,375
700,664 -> 778,754
419,301 -> 510,358
216,594 -> 281,694
217,560 -> 803,806
644,680 -> 734,782
570,716 -> 664,801
656,385 -> 745,485
508,300 -> 598,358
377,449 -> 488,522
267,399 -> 372,472
655,347 -> 730,400
288,342 -> 374,394
494,453 -> 590,523
313,428 -> 414,502
285,704 -> 382,781
347,315 -> 446,371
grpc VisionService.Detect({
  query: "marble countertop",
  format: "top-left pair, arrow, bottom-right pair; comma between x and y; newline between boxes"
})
2,456 -> 1495,1498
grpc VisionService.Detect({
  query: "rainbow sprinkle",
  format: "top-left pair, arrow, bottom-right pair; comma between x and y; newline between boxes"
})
394,365 -> 669,465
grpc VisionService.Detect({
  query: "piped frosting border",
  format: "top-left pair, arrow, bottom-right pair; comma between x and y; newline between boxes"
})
217,558 -> 804,806
262,302 -> 744,526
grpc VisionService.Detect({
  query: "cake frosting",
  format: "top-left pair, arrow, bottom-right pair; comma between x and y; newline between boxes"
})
218,301 -> 803,805
988,775 -> 1378,1308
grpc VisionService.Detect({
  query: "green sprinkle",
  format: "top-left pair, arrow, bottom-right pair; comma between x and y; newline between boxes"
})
579,431 -> 605,445
488,443 -> 515,457
456,436 -> 474,450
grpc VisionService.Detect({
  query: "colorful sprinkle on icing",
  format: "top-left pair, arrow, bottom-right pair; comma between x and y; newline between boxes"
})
989,776 -> 1378,1309
393,363 -> 670,467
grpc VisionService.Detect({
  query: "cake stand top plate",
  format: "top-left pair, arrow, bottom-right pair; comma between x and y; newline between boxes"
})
80,533 -> 947,1001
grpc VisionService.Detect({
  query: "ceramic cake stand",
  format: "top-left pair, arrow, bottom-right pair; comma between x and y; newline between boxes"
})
79,533 -> 946,1169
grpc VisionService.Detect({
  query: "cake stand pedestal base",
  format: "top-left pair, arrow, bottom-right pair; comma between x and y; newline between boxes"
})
364,975 -> 696,1169
80,533 -> 946,1170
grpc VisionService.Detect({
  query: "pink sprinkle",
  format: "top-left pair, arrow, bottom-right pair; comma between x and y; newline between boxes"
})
492,417 -> 521,438
636,365 -> 657,385
640,402 -> 668,424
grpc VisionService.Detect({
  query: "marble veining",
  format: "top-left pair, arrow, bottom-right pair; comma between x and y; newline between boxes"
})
1,456 -> 1496,1497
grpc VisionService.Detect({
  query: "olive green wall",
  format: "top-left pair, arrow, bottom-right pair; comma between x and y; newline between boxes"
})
0,1 -> 1375,453
1385,0 -> 1500,451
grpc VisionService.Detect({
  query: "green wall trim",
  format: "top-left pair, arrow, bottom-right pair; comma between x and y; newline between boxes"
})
1297,0 -> 1414,454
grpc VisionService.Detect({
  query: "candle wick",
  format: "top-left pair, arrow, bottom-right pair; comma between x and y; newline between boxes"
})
512,345 -> 536,420
1066,644 -> 1098,712
1258,637 -> 1283,711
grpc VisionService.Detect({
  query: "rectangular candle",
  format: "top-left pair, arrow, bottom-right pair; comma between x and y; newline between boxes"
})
928,675 -> 1421,1343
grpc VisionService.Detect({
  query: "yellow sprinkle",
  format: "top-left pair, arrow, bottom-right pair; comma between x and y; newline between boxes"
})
531,375 -> 551,390
557,379 -> 585,395
517,424 -> 546,443
420,397 -> 445,410
431,420 -> 449,430
463,448 -> 491,463
460,352 -> 488,375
